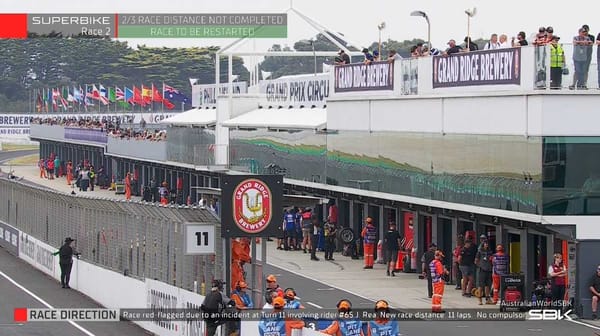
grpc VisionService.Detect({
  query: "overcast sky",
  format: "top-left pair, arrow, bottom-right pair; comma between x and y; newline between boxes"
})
2,0 -> 596,55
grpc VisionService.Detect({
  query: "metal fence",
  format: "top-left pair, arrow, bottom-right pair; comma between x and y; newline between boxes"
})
0,177 -> 222,294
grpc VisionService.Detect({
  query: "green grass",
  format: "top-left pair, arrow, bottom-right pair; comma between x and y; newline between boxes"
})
1,143 -> 39,152
3,153 -> 39,165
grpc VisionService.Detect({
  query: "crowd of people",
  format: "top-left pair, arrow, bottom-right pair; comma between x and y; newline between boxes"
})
31,116 -> 167,141
201,275 -> 401,336
335,24 -> 600,90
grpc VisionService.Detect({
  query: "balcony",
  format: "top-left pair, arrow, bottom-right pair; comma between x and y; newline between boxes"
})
331,44 -> 599,98
30,124 -> 107,146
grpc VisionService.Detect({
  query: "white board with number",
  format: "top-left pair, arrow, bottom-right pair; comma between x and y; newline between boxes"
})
184,223 -> 215,255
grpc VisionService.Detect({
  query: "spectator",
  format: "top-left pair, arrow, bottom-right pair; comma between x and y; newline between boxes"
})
444,39 -> 463,55
499,34 -> 511,48
410,45 -> 420,57
459,239 -> 477,297
590,265 -> 600,320
464,37 -> 479,51
582,25 -> 595,87
512,31 -> 529,47
545,27 -> 555,42
572,27 -> 593,90
362,48 -> 374,64
372,50 -> 380,61
549,36 -> 565,89
484,34 -> 501,50
388,49 -> 402,61
533,27 -> 548,46
335,49 -> 350,65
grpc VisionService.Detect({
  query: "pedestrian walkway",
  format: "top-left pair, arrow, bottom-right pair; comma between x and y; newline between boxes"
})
259,241 -> 497,310
1,164 -> 143,202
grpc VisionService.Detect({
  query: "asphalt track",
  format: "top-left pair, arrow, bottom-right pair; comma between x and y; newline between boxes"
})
0,248 -> 151,336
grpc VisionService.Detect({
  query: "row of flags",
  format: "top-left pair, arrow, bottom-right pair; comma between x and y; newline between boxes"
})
34,83 -> 190,113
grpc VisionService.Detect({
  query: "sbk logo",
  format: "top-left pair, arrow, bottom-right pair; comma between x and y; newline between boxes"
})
528,309 -> 572,320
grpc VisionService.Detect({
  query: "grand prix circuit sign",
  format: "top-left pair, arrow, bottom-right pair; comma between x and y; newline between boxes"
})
432,47 -> 521,88
221,174 -> 282,238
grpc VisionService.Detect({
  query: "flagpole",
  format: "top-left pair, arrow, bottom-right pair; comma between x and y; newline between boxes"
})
161,82 -> 165,112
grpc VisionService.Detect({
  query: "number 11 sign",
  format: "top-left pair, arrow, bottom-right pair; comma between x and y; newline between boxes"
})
184,223 -> 215,255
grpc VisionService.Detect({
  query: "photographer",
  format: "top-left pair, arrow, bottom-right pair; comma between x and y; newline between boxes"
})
201,280 -> 235,336
53,237 -> 80,289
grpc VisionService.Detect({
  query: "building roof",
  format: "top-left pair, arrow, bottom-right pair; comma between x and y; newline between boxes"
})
162,108 -> 216,127
221,107 -> 326,130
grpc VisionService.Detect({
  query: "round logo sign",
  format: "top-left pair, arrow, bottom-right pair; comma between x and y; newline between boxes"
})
233,178 -> 273,234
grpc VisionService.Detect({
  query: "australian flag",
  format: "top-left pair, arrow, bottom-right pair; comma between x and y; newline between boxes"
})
163,84 -> 190,104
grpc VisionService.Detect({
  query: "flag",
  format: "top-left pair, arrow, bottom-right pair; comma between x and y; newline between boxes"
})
151,84 -> 163,102
141,85 -> 152,103
51,88 -> 59,111
189,78 -> 198,86
91,84 -> 109,105
163,83 -> 190,103
133,86 -> 146,106
74,86 -> 84,103
108,87 -> 116,103
124,87 -> 134,104
163,99 -> 175,110
36,90 -> 43,112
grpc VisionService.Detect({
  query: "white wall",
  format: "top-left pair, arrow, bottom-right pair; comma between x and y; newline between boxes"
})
327,93 -> 600,136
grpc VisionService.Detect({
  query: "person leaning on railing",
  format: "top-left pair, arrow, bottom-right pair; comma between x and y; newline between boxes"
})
549,36 -> 566,89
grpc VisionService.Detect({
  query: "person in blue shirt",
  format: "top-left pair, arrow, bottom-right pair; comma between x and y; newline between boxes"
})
320,299 -> 364,336
365,300 -> 400,336
283,288 -> 304,309
283,210 -> 296,250
258,297 -> 304,336
230,281 -> 253,310
362,48 -> 374,64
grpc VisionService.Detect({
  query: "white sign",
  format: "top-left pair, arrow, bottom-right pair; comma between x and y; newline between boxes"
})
259,73 -> 329,108
528,309 -> 572,320
191,82 -> 248,108
184,224 -> 215,255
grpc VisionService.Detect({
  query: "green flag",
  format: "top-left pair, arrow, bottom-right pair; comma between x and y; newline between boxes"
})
108,87 -> 116,103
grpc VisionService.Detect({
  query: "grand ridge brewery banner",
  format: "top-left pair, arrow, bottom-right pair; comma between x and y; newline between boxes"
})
334,61 -> 394,92
432,47 -> 521,88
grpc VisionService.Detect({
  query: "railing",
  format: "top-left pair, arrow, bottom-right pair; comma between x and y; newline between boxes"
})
107,136 -> 167,161
64,127 -> 108,143
332,44 -> 599,96
0,177 -> 222,292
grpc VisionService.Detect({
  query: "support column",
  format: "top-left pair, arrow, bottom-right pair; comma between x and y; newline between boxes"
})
413,211 -> 421,273
521,228 -> 531,297
431,214 -> 438,245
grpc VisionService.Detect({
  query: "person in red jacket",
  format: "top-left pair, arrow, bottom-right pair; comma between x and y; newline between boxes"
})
266,274 -> 284,298
361,217 -> 377,269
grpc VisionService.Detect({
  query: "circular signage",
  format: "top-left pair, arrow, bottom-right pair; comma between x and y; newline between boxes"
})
232,178 -> 273,234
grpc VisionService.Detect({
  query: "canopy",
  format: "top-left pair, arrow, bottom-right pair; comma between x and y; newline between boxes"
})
221,107 -> 326,130
162,108 -> 216,127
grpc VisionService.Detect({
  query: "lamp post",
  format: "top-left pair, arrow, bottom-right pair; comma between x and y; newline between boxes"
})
464,8 -> 477,51
377,22 -> 386,59
410,11 -> 430,50
310,39 -> 316,76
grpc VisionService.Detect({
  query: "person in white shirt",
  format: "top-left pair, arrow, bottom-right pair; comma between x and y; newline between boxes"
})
262,290 -> 279,310
484,34 -> 501,50
499,34 -> 511,48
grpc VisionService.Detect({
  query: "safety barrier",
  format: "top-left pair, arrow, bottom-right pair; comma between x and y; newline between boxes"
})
0,176 -> 223,292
